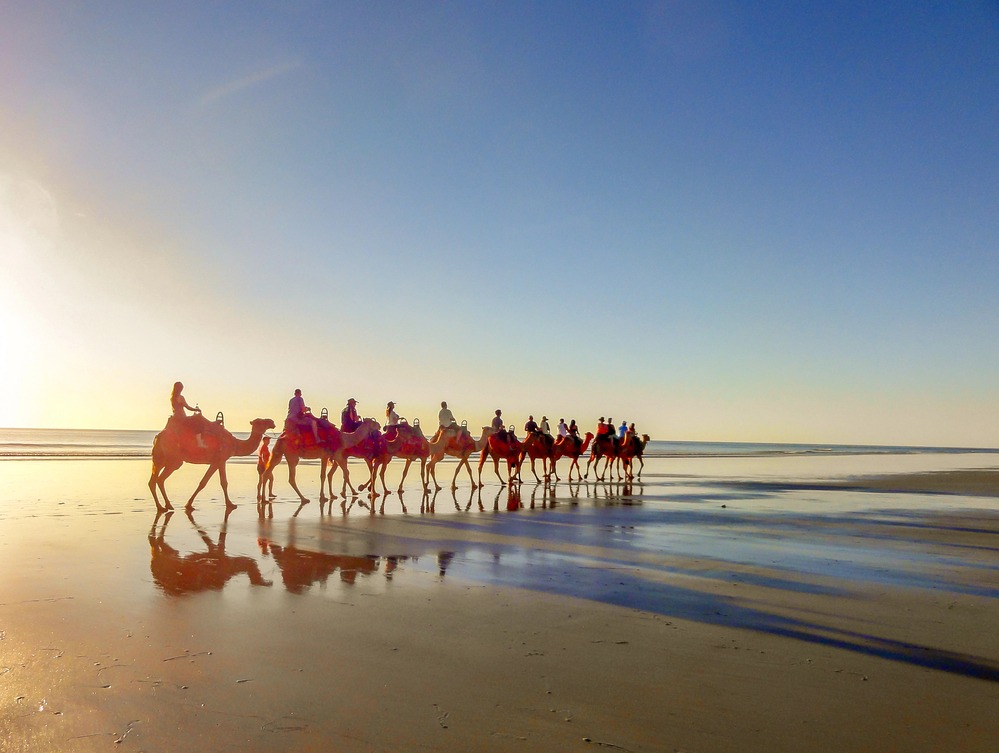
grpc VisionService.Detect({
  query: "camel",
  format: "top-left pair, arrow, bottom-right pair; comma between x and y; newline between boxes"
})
478,430 -> 523,486
584,432 -> 620,481
426,426 -> 495,490
519,432 -> 557,482
362,422 -> 431,497
551,432 -> 595,481
327,422 -> 397,500
264,418 -> 380,505
617,433 -> 651,479
149,416 -> 276,511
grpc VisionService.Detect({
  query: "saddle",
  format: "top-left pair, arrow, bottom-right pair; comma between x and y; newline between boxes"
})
281,418 -> 337,453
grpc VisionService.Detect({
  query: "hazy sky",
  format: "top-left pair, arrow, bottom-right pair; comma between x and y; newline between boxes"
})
1,1 -> 997,446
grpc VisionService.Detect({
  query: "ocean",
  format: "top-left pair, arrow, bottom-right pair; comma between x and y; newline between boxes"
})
1,427 -> 995,460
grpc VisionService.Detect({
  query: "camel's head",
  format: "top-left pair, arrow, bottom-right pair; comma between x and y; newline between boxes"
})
251,418 -> 277,433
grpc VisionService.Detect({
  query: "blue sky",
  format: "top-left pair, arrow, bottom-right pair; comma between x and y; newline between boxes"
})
1,1 -> 997,445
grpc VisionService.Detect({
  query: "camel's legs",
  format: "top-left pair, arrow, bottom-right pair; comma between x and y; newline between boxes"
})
218,464 -> 235,508
319,457 -> 330,502
373,459 -> 389,497
427,457 -> 442,491
337,456 -> 358,497
528,458 -> 542,483
397,458 -> 412,492
154,460 -> 184,510
185,463 -> 221,510
493,457 -> 506,485
286,458 -> 310,504
450,452 -> 475,489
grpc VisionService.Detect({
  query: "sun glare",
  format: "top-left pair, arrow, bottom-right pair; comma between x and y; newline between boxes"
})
0,174 -> 60,428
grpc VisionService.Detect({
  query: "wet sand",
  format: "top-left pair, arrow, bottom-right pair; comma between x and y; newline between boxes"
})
1,455 -> 997,751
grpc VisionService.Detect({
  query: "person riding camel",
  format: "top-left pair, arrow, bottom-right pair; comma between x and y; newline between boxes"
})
286,389 -> 320,444
341,398 -> 361,432
437,400 -> 461,444
169,381 -> 208,449
384,401 -> 400,439
438,401 -> 456,430
491,409 -> 506,440
524,415 -> 539,435
568,419 -> 581,447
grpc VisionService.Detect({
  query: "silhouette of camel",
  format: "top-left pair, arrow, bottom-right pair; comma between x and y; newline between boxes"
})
149,416 -> 276,511
617,433 -> 651,479
265,418 -> 380,503
551,432 -> 594,481
584,433 -> 620,481
148,510 -> 271,596
362,422 -> 431,497
478,430 -> 523,486
519,432 -> 558,482
426,426 -> 494,490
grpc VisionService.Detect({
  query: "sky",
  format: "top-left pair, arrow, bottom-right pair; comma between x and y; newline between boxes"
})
1,1 -> 997,447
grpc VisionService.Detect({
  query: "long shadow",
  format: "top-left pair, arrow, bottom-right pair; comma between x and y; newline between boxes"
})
450,546 -> 999,683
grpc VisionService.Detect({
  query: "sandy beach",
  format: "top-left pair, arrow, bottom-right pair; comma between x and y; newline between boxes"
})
1,452 -> 997,752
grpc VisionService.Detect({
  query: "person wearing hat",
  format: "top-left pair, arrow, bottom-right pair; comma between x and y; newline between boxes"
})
539,416 -> 551,436
385,401 -> 399,427
596,416 -> 610,438
618,420 -> 628,440
341,398 -> 361,432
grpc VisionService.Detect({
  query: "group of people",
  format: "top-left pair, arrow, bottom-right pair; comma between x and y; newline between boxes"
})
169,383 -> 640,470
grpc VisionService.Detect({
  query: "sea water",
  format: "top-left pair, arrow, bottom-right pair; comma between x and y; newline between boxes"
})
1,427 -> 995,460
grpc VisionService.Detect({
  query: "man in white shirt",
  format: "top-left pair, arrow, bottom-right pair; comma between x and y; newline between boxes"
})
287,389 -> 320,442
438,401 -> 456,430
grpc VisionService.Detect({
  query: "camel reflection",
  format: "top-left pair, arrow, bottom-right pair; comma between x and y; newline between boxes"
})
149,510 -> 271,596
257,525 -> 412,593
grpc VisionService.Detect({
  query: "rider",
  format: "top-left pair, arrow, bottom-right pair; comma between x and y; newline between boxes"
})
341,398 -> 361,432
170,381 -> 208,448
618,420 -> 628,440
539,416 -> 551,436
287,389 -> 320,443
491,409 -> 505,438
569,419 -> 581,446
385,401 -> 400,427
438,401 -> 457,430
524,415 -> 539,435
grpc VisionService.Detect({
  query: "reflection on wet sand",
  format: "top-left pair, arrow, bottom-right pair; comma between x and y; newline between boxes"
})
149,481 -> 641,596
148,509 -> 272,595
140,465 -> 999,684
259,540 -> 381,592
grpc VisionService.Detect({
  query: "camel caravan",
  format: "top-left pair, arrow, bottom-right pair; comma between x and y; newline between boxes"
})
148,383 -> 650,512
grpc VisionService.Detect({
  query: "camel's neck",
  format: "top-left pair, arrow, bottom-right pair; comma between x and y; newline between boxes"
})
341,424 -> 373,450
231,430 -> 265,457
